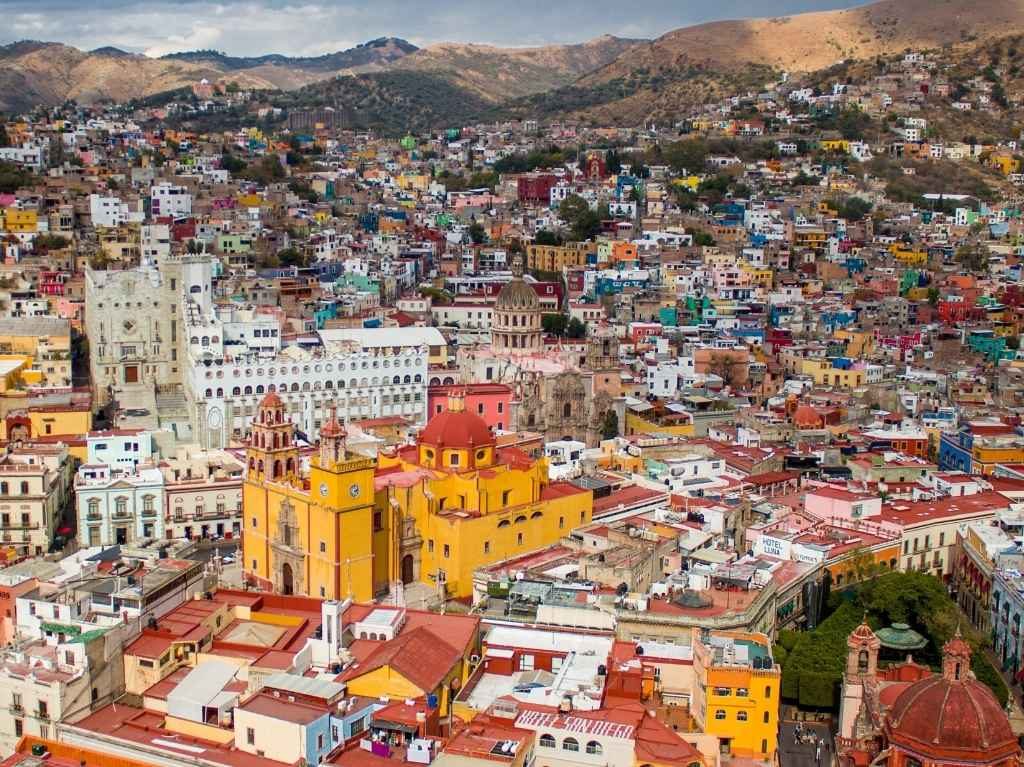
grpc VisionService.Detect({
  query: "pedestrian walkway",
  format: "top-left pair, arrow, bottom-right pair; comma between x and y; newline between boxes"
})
779,712 -> 835,767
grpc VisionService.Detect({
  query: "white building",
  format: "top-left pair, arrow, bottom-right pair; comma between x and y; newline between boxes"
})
75,464 -> 165,547
150,183 -> 192,219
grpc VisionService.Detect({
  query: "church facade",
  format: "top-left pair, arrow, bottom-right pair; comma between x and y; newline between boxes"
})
458,263 -> 622,446
837,621 -> 1020,767
243,392 -> 593,602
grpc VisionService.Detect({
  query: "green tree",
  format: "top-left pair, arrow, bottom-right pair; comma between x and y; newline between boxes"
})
277,247 -> 307,268
662,139 -> 708,174
468,221 -> 487,245
542,313 -> 569,336
599,410 -> 619,440
566,317 -> 587,338
534,230 -> 563,246
605,149 -> 622,175
956,241 -> 990,272
221,152 -> 247,174
559,194 -> 601,242
838,196 -> 873,221
0,162 -> 32,194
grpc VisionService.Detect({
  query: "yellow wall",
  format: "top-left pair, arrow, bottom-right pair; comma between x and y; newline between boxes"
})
376,447 -> 592,599
243,452 -> 378,602
1,407 -> 92,441
697,633 -> 780,760
164,716 -> 235,744
3,210 -> 37,234
625,412 -> 695,438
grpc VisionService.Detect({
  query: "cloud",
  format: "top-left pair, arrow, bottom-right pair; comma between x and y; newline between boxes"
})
0,0 -> 869,55
142,23 -> 224,57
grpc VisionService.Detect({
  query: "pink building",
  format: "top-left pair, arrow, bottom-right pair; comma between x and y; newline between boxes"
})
427,383 -> 513,432
0,576 -> 37,645
804,485 -> 882,523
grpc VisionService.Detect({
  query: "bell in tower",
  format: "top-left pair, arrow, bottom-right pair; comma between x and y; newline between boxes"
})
319,404 -> 347,470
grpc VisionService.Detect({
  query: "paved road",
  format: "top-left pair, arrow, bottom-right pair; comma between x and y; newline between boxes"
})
778,717 -> 834,767
187,540 -> 238,565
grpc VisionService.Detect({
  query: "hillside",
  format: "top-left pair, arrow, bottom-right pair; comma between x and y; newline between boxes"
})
0,38 -> 420,114
390,35 -> 642,101
547,0 -> 1024,124
161,38 -> 418,73
254,72 -> 495,135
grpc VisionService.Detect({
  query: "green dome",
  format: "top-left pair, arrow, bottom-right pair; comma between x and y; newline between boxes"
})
875,622 -> 928,651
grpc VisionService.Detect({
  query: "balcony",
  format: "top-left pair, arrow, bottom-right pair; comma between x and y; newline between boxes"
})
10,704 -> 22,715
0,522 -> 39,531
86,512 -> 102,521
36,710 -> 49,721
141,509 -> 157,518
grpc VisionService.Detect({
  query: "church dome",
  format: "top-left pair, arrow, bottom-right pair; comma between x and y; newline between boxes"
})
495,278 -> 540,312
259,391 -> 283,409
885,634 -> 1017,762
418,408 -> 495,450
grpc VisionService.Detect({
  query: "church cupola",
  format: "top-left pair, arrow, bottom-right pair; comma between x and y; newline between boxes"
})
319,405 -> 347,470
942,628 -> 972,682
846,618 -> 880,678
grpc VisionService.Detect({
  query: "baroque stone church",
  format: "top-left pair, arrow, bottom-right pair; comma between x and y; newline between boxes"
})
458,261 -> 622,445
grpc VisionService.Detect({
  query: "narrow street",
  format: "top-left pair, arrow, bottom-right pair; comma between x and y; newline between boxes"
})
779,708 -> 835,767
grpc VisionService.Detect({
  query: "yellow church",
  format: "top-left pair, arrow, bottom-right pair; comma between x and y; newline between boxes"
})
243,392 -> 593,601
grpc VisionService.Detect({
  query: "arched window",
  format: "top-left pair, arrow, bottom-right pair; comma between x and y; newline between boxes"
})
216,388 -> 223,397
414,374 -> 422,383
586,742 -> 602,755
858,650 -> 868,673
19,481 -> 28,495
531,511 -> 543,519
714,709 -> 726,720
256,385 -> 264,394
539,735 -> 555,748
563,402 -> 571,418
497,520 -> 511,528
562,738 -> 579,753
205,388 -> 212,397
404,375 -> 411,383
737,711 -> 748,721
393,376 -> 401,384
0,482 -> 7,495
514,515 -> 527,524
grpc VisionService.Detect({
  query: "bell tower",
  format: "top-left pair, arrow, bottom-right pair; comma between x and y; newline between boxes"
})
246,391 -> 298,484
318,405 -> 347,469
846,619 -> 880,678
942,628 -> 972,682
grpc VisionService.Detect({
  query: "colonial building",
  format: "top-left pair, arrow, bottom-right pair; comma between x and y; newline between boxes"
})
243,392 -> 592,602
459,263 -> 621,445
0,445 -> 75,557
838,621 -> 1019,767
75,463 -> 165,547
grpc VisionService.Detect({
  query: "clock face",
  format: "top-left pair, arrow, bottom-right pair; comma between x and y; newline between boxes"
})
319,482 -> 329,497
349,483 -> 360,498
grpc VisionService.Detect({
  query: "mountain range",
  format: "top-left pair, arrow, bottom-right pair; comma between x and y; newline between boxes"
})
0,0 -> 1023,126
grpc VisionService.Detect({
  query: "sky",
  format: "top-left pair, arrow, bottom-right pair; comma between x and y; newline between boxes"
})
0,0 -> 870,57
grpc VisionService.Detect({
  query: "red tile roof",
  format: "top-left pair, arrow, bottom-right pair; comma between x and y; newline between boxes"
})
338,625 -> 463,693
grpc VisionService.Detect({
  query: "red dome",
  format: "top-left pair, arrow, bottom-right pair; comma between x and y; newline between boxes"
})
885,674 -> 1017,762
418,409 -> 494,450
259,391 -> 283,409
793,404 -> 821,428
